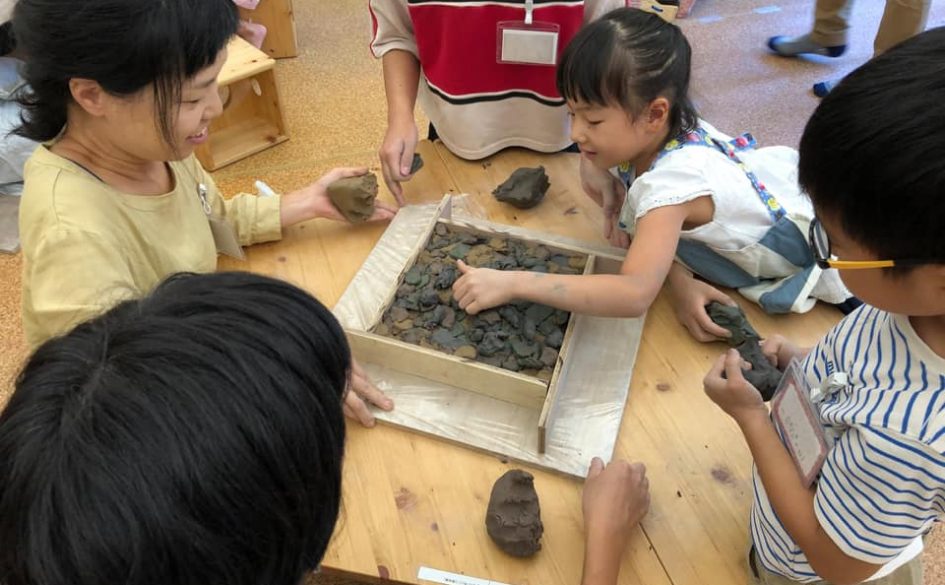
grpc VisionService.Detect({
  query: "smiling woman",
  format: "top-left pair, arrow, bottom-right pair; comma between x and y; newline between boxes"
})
11,0 -> 396,426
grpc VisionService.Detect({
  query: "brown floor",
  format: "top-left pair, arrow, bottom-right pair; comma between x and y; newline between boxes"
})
0,0 -> 943,582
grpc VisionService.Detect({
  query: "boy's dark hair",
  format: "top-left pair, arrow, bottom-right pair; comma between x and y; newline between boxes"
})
557,7 -> 698,141
799,27 -> 945,266
0,272 -> 349,585
11,0 -> 238,147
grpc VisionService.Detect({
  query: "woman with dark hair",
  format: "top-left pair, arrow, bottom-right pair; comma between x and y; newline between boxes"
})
12,0 -> 394,424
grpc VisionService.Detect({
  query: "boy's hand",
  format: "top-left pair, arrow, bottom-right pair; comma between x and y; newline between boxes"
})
452,260 -> 516,314
343,358 -> 395,428
379,118 -> 419,206
703,349 -> 768,424
583,457 -> 650,541
281,167 -> 397,226
667,268 -> 736,342
761,334 -> 809,369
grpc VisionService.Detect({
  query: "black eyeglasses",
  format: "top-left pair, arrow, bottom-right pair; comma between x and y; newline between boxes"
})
808,218 -> 934,270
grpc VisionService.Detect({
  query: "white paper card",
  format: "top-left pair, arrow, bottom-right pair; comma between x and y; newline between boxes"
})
418,566 -> 510,585
501,28 -> 558,65
771,360 -> 828,486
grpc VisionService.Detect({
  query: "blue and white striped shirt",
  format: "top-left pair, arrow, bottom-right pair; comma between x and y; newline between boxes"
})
751,305 -> 945,582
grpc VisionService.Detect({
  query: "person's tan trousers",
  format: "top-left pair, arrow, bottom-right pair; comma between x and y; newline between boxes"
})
810,0 -> 931,55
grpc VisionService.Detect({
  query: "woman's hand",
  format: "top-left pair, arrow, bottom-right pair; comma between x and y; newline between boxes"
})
280,167 -> 397,226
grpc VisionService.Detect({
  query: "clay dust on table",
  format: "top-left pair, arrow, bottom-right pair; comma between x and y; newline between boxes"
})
372,223 -> 586,382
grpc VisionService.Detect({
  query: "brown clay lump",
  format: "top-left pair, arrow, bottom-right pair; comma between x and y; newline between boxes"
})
492,166 -> 550,209
485,469 -> 543,557
706,301 -> 783,401
327,173 -> 378,223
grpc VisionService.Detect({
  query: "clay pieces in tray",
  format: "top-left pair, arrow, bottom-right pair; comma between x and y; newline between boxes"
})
372,223 -> 587,382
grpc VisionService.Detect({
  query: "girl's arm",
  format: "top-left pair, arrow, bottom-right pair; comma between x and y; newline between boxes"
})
452,203 -> 691,317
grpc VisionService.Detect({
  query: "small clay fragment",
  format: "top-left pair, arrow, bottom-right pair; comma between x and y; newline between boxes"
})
492,166 -> 550,209
485,469 -> 543,557
327,173 -> 378,223
706,301 -> 783,401
410,153 -> 424,174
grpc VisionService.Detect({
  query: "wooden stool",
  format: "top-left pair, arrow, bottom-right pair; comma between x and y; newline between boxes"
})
238,0 -> 298,59
196,36 -> 288,171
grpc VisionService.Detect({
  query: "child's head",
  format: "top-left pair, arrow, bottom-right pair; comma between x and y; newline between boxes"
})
0,272 -> 349,585
799,27 -> 945,316
557,8 -> 697,170
13,0 -> 238,160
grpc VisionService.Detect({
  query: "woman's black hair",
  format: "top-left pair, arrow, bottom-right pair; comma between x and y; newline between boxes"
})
557,7 -> 698,141
798,26 -> 945,268
11,0 -> 238,146
0,272 -> 349,585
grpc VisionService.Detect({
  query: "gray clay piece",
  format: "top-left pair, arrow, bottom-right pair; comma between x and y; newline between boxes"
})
327,173 -> 378,223
410,153 -> 424,174
492,166 -> 550,209
706,301 -> 783,401
372,223 -> 583,382
485,469 -> 543,557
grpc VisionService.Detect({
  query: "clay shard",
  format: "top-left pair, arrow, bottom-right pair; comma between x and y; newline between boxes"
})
706,301 -> 783,401
410,153 -> 424,174
492,166 -> 550,209
328,173 -> 378,223
485,469 -> 543,557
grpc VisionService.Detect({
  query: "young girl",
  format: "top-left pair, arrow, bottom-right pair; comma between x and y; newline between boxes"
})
13,0 -> 394,425
453,8 -> 854,342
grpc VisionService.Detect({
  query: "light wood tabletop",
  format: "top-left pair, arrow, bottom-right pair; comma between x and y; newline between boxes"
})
220,140 -> 841,585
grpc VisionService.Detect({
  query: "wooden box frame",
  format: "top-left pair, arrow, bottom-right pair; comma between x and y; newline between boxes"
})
345,198 -> 609,453
195,37 -> 288,171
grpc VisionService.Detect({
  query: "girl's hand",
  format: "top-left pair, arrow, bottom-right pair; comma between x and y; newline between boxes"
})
667,267 -> 736,342
452,260 -> 517,314
579,155 -> 628,248
343,358 -> 395,428
703,349 -> 767,424
281,167 -> 398,226
379,117 -> 419,206
761,334 -> 809,369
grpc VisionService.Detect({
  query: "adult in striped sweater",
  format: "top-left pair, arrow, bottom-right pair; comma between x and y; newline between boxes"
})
368,0 -> 627,204
704,28 -> 945,585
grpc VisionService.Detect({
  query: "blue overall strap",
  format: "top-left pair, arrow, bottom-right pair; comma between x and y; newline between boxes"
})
656,127 -> 786,222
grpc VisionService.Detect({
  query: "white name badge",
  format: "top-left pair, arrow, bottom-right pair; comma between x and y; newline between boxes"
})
497,21 -> 560,66
771,359 -> 829,487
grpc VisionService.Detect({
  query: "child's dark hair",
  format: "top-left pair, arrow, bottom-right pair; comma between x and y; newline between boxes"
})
0,272 -> 349,585
557,8 -> 698,141
11,0 -> 238,147
799,27 -> 945,268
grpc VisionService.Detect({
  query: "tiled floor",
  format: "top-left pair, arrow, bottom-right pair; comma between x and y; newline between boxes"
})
0,0 -> 942,581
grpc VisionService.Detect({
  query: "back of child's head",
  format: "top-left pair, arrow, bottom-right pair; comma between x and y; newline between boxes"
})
0,272 -> 349,585
557,7 -> 697,139
799,27 -> 945,267
12,0 -> 239,144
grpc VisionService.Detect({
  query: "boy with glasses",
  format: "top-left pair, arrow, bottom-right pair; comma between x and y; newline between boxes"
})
704,27 -> 945,585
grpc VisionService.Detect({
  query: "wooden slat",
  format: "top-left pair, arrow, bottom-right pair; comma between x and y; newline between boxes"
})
346,329 -> 549,410
537,253 -> 597,453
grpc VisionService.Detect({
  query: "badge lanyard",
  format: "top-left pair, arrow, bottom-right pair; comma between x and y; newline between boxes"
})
496,0 -> 561,67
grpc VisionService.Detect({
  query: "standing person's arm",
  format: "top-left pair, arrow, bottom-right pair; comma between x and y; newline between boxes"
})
379,50 -> 420,205
369,0 -> 421,205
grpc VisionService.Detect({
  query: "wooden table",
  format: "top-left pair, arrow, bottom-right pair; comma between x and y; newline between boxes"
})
220,141 -> 840,585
